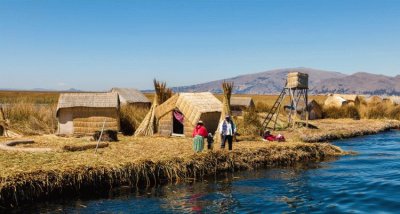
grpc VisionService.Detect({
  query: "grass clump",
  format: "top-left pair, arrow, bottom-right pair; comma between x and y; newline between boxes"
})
322,105 -> 360,119
3,102 -> 57,135
236,108 -> 262,136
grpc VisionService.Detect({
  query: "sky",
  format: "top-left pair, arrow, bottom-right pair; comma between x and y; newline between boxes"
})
1,0 -> 400,91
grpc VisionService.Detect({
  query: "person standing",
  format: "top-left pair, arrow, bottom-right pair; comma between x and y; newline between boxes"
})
192,120 -> 208,153
219,115 -> 236,150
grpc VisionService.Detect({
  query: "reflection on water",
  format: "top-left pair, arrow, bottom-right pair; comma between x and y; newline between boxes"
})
10,130 -> 400,213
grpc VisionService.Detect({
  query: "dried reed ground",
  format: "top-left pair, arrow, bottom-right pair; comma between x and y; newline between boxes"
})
0,132 -> 347,207
2,119 -> 399,208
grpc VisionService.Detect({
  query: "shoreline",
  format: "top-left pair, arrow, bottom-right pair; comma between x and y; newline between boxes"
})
298,119 -> 400,142
1,119 -> 399,209
0,143 -> 344,208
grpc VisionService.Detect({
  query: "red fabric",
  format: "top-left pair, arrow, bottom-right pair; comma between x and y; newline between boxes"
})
266,135 -> 276,141
264,134 -> 285,142
192,125 -> 208,138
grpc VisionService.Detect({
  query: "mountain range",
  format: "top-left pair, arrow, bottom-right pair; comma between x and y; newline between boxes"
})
173,67 -> 400,95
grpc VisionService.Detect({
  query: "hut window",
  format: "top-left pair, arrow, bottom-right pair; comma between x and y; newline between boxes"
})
173,110 -> 184,135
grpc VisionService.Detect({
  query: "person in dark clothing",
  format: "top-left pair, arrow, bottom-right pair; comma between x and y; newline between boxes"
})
219,115 -> 236,150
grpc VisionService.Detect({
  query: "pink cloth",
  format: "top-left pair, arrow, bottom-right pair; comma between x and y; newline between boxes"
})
174,110 -> 184,124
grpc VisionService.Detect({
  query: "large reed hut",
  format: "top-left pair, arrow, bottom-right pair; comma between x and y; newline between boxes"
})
154,92 -> 222,137
324,95 -> 348,108
230,97 -> 255,116
307,100 -> 323,120
111,88 -> 151,108
56,93 -> 120,135
334,94 -> 361,106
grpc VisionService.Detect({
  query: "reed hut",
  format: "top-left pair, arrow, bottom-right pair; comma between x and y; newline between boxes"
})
382,96 -> 400,105
366,95 -> 383,105
389,96 -> 400,105
56,93 -> 120,135
111,88 -> 151,108
334,94 -> 361,106
324,95 -> 348,108
154,92 -> 222,137
307,100 -> 323,120
230,97 -> 255,116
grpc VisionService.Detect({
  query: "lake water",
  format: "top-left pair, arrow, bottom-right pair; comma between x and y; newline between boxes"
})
12,130 -> 400,213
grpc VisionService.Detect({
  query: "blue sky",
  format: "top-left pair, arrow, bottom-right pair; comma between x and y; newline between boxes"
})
1,0 -> 399,90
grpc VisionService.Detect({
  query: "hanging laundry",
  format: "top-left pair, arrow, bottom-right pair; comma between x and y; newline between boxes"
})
173,110 -> 184,124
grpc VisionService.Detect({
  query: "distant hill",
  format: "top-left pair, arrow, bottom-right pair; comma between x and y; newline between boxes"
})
172,67 -> 400,95
312,72 -> 400,95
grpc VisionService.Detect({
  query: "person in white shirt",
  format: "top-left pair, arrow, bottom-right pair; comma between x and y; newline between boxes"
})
219,115 -> 236,150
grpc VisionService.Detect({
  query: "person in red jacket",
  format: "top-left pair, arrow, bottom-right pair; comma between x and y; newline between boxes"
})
192,121 -> 208,152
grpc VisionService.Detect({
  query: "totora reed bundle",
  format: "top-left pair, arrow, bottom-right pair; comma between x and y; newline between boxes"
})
134,80 -> 172,136
215,81 -> 234,142
221,81 -> 234,119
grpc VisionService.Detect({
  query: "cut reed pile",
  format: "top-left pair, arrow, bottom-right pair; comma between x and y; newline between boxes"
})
134,80 -> 172,136
0,135 -> 346,208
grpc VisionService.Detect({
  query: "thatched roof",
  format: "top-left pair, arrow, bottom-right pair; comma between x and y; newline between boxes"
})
333,94 -> 360,102
383,96 -> 400,105
308,99 -> 323,120
111,88 -> 150,104
155,92 -> 222,126
324,95 -> 348,108
389,96 -> 400,105
56,93 -> 119,115
366,95 -> 383,104
230,97 -> 254,108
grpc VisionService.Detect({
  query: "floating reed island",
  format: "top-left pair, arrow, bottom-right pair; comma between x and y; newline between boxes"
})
1,119 -> 399,208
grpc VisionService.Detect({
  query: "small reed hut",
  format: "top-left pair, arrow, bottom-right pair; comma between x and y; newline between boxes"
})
382,96 -> 400,105
154,92 -> 222,137
324,95 -> 348,108
389,96 -> 400,105
307,100 -> 323,120
230,97 -> 255,116
334,94 -> 361,106
56,93 -> 120,135
111,88 -> 151,108
366,95 -> 383,105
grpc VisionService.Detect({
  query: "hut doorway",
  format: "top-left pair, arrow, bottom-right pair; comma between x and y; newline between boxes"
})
172,110 -> 184,135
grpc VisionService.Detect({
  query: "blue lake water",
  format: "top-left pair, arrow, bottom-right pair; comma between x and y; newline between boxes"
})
13,130 -> 400,213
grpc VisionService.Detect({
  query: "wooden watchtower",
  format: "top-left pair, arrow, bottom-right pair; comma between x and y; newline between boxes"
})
261,72 -> 309,132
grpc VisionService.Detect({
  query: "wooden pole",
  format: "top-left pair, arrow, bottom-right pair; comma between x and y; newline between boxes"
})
95,119 -> 106,153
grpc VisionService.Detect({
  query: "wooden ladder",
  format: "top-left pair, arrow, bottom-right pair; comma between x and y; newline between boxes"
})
261,87 -> 287,132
